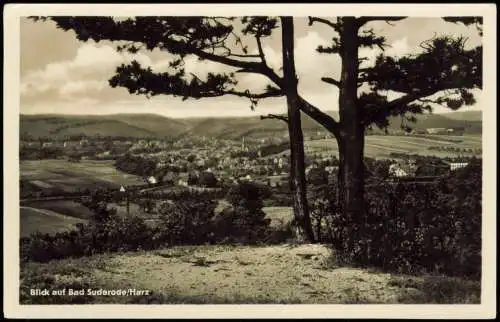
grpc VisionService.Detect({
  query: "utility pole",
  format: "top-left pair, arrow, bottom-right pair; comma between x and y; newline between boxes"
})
120,185 -> 130,216
126,192 -> 130,216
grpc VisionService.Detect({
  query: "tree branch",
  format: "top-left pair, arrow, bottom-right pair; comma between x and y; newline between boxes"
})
227,52 -> 261,58
357,16 -> 407,27
308,16 -> 339,30
417,97 -> 445,105
256,34 -> 267,66
386,89 -> 440,110
226,88 -> 283,99
321,77 -> 341,87
297,96 -> 340,140
192,48 -> 266,72
260,114 -> 289,123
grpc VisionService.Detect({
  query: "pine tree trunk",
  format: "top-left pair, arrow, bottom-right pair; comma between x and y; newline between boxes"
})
337,137 -> 346,211
281,16 -> 315,243
338,18 -> 365,248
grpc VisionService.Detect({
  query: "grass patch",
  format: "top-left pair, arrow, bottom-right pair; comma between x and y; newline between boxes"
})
20,207 -> 87,237
304,135 -> 482,159
22,200 -> 94,220
388,275 -> 481,304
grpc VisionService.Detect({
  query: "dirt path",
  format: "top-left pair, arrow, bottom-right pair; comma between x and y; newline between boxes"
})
20,244 -> 480,304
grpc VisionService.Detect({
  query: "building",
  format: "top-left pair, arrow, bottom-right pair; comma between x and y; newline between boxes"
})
389,161 -> 418,178
161,171 -> 178,185
426,128 -> 447,134
63,141 -> 80,148
238,174 -> 253,182
449,162 -> 469,171
325,166 -> 339,174
305,163 -> 319,175
147,176 -> 157,185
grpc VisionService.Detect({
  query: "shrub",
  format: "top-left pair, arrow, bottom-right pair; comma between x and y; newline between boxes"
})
157,199 -> 218,245
307,183 -> 337,243
214,205 -> 271,244
213,182 -> 272,244
21,199 -> 161,262
310,161 -> 482,278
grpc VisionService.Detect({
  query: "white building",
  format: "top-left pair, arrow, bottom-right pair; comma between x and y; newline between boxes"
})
426,128 -> 447,134
325,166 -> 339,174
449,162 -> 468,171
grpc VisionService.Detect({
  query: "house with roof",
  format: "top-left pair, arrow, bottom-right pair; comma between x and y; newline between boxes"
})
449,162 -> 469,171
426,128 -> 447,134
160,171 -> 179,185
146,176 -> 157,185
389,161 -> 418,178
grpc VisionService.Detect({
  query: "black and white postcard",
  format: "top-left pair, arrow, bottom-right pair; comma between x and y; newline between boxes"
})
3,3 -> 497,319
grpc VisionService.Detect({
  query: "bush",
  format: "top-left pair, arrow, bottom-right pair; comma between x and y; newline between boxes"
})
21,198 -> 163,263
213,182 -> 272,244
309,160 -> 482,278
214,205 -> 271,244
157,199 -> 218,245
307,183 -> 337,243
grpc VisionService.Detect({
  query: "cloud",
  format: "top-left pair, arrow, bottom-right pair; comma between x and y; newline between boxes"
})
20,43 -> 153,98
295,31 -> 341,80
358,36 -> 413,70
59,80 -> 107,96
21,17 -> 483,117
385,37 -> 410,58
235,30 -> 342,102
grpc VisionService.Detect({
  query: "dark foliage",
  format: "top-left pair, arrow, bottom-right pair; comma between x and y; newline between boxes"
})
199,171 -> 218,188
21,183 -> 274,262
215,182 -> 272,243
157,199 -> 218,245
308,160 -> 482,278
115,154 -> 157,177
258,141 -> 290,157
20,146 -> 65,160
20,196 -> 162,262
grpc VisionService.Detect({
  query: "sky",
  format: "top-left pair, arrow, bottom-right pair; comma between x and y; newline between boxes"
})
20,17 -> 483,118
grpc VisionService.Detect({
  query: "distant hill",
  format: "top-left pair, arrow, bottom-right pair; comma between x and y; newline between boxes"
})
179,111 -> 334,139
19,110 -> 482,140
20,114 -> 189,140
381,112 -> 482,134
439,110 -> 483,122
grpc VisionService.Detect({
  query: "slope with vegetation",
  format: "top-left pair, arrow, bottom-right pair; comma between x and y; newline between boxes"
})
20,110 -> 482,140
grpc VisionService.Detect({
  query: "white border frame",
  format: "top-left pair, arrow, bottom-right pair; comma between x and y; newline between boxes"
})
3,3 -> 497,319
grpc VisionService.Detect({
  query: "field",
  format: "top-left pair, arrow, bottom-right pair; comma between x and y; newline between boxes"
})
20,159 -> 144,193
20,244 -> 480,304
19,160 -> 145,237
263,207 -> 293,228
21,200 -> 94,220
20,206 -> 88,237
304,134 -> 482,159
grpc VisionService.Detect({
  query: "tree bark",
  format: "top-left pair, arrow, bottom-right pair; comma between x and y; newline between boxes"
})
281,16 -> 315,243
338,18 -> 366,247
